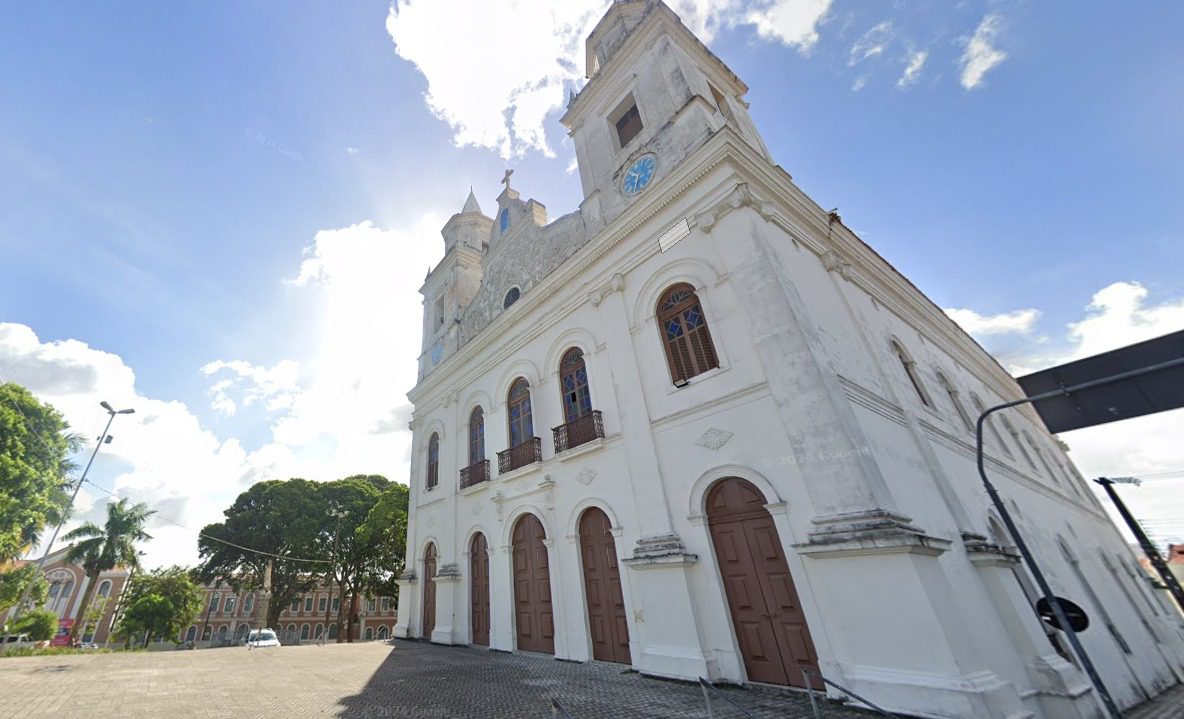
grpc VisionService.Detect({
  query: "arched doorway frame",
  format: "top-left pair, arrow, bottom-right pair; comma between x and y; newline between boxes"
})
422,540 -> 439,641
463,524 -> 493,647
565,498 -> 636,664
689,465 -> 832,685
501,504 -> 565,657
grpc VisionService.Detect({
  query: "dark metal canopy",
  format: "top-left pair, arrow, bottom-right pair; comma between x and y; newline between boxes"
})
1016,329 -> 1184,433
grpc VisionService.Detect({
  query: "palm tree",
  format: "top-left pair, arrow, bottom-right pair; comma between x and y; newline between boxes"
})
64,498 -> 154,641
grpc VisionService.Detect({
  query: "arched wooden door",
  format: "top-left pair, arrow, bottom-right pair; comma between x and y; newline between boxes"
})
512,514 -> 554,654
579,508 -> 631,663
707,478 -> 819,687
422,543 -> 437,640
470,532 -> 490,646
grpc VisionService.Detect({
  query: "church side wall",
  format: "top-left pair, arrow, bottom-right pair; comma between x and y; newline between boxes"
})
404,155 -> 1183,716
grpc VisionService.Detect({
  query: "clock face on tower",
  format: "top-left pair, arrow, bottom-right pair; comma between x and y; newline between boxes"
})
622,154 -> 657,195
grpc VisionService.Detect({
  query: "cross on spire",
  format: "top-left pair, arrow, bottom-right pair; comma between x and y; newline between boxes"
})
501,168 -> 514,190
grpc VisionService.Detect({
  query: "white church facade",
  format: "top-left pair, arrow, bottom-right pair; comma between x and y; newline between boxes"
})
394,2 -> 1184,716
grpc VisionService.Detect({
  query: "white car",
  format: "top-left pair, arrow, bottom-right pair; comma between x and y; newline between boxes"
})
246,629 -> 281,648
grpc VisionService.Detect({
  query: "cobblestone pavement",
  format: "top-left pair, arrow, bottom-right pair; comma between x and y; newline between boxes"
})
1,639 -> 1182,718
1127,682 -> 1184,719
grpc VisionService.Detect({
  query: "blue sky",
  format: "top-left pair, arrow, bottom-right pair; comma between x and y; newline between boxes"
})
2,0 -> 1182,566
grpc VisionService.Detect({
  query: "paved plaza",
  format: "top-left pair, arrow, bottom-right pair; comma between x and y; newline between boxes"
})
0,639 -> 1181,718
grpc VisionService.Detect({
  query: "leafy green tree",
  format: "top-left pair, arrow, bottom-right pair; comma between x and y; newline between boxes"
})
0,563 -> 48,615
0,383 -> 79,564
64,498 -> 154,640
120,594 -> 173,646
357,482 -> 409,602
317,475 -> 386,641
116,566 -> 202,644
11,608 -> 57,641
197,479 -> 324,629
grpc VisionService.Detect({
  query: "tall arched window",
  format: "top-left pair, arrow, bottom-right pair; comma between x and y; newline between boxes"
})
1000,415 -> 1037,470
97,580 -> 112,598
426,433 -> 440,490
469,408 -> 485,465
890,339 -> 931,407
499,208 -> 510,233
560,348 -> 592,423
507,379 -> 534,447
1024,431 -> 1061,484
243,593 -> 255,615
936,372 -> 973,431
971,394 -> 1014,459
657,283 -> 718,383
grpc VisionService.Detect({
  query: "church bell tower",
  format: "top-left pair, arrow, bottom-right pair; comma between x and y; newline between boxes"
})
561,0 -> 770,234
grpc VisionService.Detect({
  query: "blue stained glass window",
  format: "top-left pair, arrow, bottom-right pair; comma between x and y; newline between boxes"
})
662,289 -> 692,310
508,379 -> 532,448
666,319 -> 683,340
684,308 -> 702,329
500,208 -> 510,233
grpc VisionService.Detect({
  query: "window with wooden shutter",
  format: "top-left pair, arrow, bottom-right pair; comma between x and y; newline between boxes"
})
469,408 -> 485,465
890,339 -> 931,407
560,348 -> 592,422
507,378 -> 534,447
657,284 -> 719,383
426,433 -> 439,490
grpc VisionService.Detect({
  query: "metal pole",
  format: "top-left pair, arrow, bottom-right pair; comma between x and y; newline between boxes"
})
9,408 -> 120,622
976,406 -> 1122,718
1095,478 -> 1184,611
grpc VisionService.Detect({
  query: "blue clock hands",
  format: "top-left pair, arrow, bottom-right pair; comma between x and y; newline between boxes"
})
623,155 -> 657,195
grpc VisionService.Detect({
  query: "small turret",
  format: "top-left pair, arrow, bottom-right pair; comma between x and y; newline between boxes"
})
441,189 -> 492,254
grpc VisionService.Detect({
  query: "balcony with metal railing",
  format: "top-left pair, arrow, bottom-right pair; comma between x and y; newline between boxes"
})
459,459 -> 490,489
498,437 -> 542,474
552,410 -> 604,453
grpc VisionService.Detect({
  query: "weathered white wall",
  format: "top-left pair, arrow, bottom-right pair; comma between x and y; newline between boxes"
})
397,3 -> 1184,717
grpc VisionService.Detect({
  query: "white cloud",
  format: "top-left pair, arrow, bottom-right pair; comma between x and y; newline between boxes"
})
200,359 -> 300,417
851,75 -> 869,92
0,323 -> 250,569
944,307 -> 1040,336
1,209 -> 448,570
952,282 -> 1184,546
1064,282 -> 1184,360
847,20 -> 894,67
386,0 -> 603,158
960,13 -> 1007,90
384,0 -> 833,158
209,214 -> 444,491
897,49 -> 928,88
744,0 -> 833,52
346,147 -> 359,155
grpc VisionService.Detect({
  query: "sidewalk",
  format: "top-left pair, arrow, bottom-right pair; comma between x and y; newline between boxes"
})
1127,682 -> 1184,719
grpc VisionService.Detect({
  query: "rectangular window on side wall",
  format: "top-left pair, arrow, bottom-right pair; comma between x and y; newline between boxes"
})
610,95 -> 643,149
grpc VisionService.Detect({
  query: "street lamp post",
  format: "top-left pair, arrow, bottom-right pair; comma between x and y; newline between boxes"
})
8,400 -> 134,624
1095,476 -> 1184,612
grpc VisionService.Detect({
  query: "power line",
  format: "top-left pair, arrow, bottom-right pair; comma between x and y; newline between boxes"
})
6,395 -> 329,566
80,478 -> 329,565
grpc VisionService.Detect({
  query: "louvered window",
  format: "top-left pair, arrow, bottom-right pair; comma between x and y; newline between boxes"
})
891,340 -> 931,407
560,348 -> 592,422
469,408 -> 485,465
657,284 -> 719,383
426,433 -> 439,490
507,378 -> 534,447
